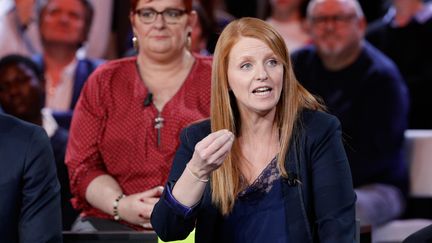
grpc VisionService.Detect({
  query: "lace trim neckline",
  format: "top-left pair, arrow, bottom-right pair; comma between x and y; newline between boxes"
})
238,156 -> 281,200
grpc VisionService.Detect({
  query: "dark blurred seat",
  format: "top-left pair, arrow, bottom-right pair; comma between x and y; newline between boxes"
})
62,231 -> 158,243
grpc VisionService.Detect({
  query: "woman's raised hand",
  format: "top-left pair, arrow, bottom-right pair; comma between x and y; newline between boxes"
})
188,130 -> 235,180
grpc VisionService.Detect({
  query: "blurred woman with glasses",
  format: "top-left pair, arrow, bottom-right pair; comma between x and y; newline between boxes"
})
66,0 -> 212,231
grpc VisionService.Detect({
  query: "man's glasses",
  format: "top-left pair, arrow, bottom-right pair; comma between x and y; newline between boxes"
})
310,14 -> 357,27
134,8 -> 187,24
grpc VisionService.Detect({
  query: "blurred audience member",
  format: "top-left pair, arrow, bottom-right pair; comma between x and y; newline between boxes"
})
0,0 -> 42,58
203,0 -> 235,27
191,2 -> 212,55
33,0 -> 103,130
292,0 -> 409,227
0,54 -> 77,230
266,0 -> 311,52
66,0 -> 212,231
366,0 -> 432,129
0,112 -> 62,242
196,0 -> 234,53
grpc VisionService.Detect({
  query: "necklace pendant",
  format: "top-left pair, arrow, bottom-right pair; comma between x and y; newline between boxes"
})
154,116 -> 164,129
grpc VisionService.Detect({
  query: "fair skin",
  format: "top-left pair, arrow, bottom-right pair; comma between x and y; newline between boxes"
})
86,175 -> 163,228
39,0 -> 87,86
227,37 -> 284,118
130,0 -> 197,111
172,37 -> 283,206
307,0 -> 366,71
86,0 -> 197,229
392,0 -> 424,27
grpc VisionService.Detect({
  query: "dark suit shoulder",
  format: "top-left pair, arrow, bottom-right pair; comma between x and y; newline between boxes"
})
0,114 -> 46,144
363,42 -> 400,75
180,119 -> 211,146
0,114 -> 52,173
291,45 -> 317,64
299,109 -> 339,126
298,109 -> 341,139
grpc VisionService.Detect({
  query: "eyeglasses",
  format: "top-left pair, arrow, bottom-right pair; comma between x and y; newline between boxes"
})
310,14 -> 357,27
134,8 -> 187,24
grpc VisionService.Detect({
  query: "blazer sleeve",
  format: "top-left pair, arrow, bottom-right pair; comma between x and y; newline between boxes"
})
151,126 -> 202,241
20,126 -> 62,243
65,69 -> 109,211
307,115 -> 356,243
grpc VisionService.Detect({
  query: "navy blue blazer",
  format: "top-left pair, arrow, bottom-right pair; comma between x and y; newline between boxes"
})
0,114 -> 62,242
32,55 -> 103,130
151,110 -> 356,243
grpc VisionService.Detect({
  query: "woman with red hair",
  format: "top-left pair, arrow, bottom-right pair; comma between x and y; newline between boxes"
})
151,17 -> 356,242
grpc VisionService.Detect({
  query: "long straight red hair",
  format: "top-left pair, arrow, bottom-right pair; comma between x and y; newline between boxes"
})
210,17 -> 324,215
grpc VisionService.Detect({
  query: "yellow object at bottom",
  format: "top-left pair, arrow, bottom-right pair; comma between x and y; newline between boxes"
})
158,230 -> 195,243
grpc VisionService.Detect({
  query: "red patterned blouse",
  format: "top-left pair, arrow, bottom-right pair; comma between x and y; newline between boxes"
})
66,55 -> 212,223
